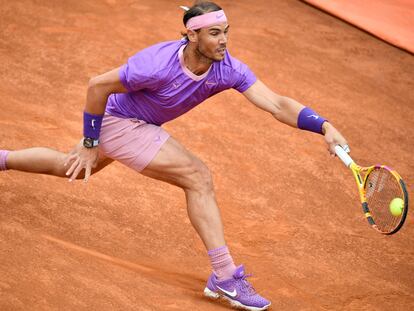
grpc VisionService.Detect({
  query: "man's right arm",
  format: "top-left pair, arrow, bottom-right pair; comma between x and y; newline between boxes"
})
64,66 -> 129,182
85,66 -> 128,115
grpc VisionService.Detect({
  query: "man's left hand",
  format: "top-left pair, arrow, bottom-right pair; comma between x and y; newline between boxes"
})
322,122 -> 349,156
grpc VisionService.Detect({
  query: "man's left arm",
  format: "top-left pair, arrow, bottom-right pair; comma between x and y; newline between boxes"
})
243,79 -> 349,155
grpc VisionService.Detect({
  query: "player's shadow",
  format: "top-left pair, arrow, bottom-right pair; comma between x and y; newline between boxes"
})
41,234 -> 205,293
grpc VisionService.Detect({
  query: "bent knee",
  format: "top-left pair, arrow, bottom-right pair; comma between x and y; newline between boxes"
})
185,158 -> 214,193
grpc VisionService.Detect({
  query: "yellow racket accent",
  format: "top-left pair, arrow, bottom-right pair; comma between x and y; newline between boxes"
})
335,146 -> 408,234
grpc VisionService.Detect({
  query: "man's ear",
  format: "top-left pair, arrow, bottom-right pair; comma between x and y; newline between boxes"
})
187,29 -> 198,43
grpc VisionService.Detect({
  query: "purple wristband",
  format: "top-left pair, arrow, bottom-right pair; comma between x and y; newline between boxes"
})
83,112 -> 103,140
297,107 -> 327,135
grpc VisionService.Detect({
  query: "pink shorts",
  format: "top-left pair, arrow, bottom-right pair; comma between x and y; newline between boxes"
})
98,114 -> 170,172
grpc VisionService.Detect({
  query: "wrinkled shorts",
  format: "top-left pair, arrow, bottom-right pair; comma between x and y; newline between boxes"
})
98,114 -> 170,172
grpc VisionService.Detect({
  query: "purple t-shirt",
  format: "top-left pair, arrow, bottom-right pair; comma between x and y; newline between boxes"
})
105,40 -> 257,125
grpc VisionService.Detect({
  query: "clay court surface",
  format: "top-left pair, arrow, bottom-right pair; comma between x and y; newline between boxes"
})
1,0 -> 413,310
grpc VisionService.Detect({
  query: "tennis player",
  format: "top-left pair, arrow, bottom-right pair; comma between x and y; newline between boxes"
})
0,2 -> 349,310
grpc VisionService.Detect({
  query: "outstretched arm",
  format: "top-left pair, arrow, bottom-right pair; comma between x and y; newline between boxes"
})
243,79 -> 348,154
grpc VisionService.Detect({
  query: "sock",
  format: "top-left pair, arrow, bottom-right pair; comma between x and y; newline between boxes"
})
0,150 -> 10,171
208,245 -> 237,281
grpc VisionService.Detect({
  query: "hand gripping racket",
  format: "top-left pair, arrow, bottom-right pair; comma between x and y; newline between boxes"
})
335,145 -> 408,234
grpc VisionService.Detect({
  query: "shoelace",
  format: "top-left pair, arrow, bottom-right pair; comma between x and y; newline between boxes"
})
237,273 -> 257,296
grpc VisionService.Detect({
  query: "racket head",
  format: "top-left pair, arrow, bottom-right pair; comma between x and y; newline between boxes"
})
362,165 -> 408,234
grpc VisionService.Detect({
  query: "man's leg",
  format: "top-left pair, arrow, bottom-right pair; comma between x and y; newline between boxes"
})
2,147 -> 113,178
141,136 -> 225,250
141,136 -> 238,280
141,136 -> 271,310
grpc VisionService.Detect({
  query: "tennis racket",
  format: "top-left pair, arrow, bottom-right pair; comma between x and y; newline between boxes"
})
335,145 -> 408,234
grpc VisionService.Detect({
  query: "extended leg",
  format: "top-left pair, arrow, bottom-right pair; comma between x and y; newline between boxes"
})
3,147 -> 113,178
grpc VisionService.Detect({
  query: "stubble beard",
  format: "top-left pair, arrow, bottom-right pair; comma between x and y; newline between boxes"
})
195,44 -> 219,63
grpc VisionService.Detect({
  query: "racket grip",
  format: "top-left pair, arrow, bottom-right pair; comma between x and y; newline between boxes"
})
335,145 -> 354,167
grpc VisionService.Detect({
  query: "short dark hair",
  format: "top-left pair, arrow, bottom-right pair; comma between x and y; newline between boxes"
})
181,1 -> 223,39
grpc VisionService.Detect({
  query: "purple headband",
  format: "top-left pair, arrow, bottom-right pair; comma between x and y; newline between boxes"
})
186,10 -> 227,30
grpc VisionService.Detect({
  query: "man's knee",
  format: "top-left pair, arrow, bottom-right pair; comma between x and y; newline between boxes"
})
186,158 -> 214,193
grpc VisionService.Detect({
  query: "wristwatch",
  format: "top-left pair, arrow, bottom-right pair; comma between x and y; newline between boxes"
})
83,137 -> 99,148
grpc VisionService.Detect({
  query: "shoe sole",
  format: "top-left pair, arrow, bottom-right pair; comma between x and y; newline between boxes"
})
204,287 -> 271,311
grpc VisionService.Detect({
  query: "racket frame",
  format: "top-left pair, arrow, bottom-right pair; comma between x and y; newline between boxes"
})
335,146 -> 408,234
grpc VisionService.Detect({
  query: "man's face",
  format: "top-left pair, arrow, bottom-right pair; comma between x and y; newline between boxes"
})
195,23 -> 229,61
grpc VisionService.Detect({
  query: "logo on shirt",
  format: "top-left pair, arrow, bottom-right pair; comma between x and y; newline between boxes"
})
206,80 -> 217,86
173,80 -> 181,89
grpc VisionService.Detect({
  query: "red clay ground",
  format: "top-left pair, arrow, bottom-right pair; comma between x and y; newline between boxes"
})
302,0 -> 414,53
1,1 -> 413,310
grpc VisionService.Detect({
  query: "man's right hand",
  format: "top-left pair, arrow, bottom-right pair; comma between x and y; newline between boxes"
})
64,139 -> 99,183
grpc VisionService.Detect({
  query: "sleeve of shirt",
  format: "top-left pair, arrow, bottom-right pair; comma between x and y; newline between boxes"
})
119,48 -> 159,92
230,59 -> 257,93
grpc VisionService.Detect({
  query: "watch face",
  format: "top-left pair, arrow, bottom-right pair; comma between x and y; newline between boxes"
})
83,138 -> 93,148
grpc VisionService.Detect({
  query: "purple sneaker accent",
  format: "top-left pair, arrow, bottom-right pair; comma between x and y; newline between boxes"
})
204,265 -> 271,311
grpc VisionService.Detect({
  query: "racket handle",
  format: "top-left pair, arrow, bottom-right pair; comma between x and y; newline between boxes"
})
335,145 -> 354,167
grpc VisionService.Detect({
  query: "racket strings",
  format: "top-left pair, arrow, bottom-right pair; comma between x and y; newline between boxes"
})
365,168 -> 403,233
